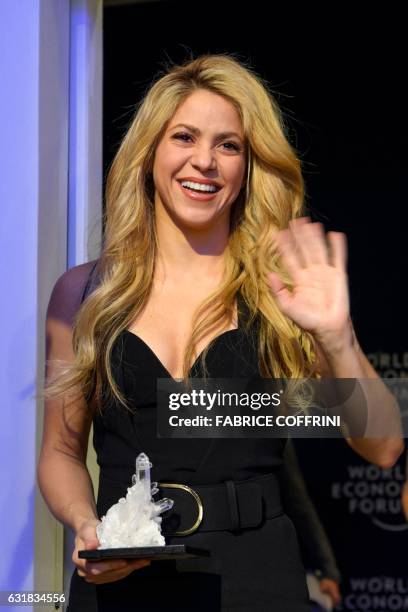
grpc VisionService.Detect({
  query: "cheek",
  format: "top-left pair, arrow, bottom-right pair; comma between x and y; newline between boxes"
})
154,151 -> 186,186
224,161 -> 246,189
153,159 -> 171,193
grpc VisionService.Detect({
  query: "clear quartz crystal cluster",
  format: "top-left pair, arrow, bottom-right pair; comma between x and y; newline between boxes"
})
96,453 -> 174,549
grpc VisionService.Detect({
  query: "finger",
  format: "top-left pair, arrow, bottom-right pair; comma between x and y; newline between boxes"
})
74,533 -> 99,554
82,557 -> 150,576
73,531 -> 101,562
80,566 -> 129,583
290,216 -> 310,227
288,216 -> 310,238
83,539 -> 100,549
72,549 -> 96,569
273,228 -> 304,279
84,573 -> 128,585
126,558 -> 151,569
84,569 -> 137,585
291,220 -> 329,266
267,272 -> 293,312
77,562 -> 127,578
77,562 -> 128,579
79,559 -> 151,583
83,559 -> 130,574
327,231 -> 347,270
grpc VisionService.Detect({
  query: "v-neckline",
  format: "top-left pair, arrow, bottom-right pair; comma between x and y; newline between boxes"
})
122,293 -> 243,382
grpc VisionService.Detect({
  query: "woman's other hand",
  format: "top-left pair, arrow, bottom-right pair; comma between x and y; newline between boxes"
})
319,577 -> 342,607
73,518 -> 151,584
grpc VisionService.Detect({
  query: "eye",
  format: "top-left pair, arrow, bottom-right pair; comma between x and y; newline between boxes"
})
172,132 -> 193,142
222,142 -> 240,152
172,132 -> 241,152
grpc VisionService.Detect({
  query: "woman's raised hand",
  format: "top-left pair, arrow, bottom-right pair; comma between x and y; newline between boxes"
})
267,217 -> 351,351
73,518 -> 151,585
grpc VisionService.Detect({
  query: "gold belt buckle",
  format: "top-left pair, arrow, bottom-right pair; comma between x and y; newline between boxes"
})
158,482 -> 203,536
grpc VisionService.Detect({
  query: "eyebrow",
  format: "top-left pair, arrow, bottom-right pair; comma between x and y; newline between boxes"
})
170,123 -> 244,142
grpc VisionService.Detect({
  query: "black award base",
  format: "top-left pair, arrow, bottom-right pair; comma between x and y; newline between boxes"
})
79,544 -> 210,562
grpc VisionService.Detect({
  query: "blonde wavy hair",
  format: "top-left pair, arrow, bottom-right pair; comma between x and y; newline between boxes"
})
45,53 -> 320,413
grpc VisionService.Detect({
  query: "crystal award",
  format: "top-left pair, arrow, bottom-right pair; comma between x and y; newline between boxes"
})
79,452 -> 209,561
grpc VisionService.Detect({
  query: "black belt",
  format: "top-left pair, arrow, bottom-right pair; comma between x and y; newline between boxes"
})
159,472 -> 283,536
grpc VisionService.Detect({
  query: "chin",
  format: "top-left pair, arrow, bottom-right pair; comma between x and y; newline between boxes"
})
168,200 -> 226,228
176,212 -> 220,231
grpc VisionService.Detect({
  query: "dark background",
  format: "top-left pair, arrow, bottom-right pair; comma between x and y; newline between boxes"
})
103,3 -> 407,608
103,1 -> 406,349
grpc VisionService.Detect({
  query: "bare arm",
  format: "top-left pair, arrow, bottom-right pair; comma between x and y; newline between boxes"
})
37,261 -> 99,532
37,262 -> 150,583
267,219 -> 404,470
316,329 -> 404,469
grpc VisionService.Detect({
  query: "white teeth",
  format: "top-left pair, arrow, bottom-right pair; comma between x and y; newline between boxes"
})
180,180 -> 218,193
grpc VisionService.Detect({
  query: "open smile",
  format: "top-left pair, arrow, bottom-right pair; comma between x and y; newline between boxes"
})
176,179 -> 222,201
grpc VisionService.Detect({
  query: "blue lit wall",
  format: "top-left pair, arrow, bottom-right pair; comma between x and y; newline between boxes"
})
0,1 -> 72,606
0,0 -> 41,595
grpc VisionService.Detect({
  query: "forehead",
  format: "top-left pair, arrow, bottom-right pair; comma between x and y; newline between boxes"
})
168,89 -> 243,136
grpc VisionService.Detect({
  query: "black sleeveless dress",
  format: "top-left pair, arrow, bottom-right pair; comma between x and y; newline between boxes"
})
67,294 -> 312,611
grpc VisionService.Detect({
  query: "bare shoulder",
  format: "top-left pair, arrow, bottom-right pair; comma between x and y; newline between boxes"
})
46,259 -> 99,367
47,260 -> 98,327
41,261 -> 99,460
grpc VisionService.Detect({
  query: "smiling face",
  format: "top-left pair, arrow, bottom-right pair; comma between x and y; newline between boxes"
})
152,89 -> 247,230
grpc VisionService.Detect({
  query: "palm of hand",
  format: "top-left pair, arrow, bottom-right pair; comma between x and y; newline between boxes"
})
267,218 -> 350,344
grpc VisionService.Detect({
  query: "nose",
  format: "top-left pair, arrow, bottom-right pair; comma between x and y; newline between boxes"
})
190,142 -> 217,172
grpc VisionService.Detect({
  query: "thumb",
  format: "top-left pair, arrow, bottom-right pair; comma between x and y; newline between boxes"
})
83,537 -> 99,549
81,524 -> 100,549
267,272 -> 292,310
267,271 -> 285,294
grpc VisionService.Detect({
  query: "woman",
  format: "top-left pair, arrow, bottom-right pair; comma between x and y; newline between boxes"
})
38,54 -> 403,611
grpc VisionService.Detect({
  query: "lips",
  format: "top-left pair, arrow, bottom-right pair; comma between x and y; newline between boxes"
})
176,179 -> 221,202
177,177 -> 222,190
